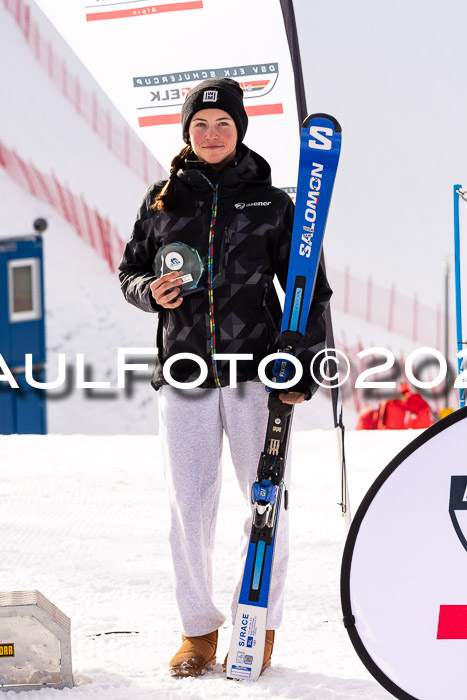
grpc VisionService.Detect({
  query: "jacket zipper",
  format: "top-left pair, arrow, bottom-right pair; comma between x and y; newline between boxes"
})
201,174 -> 221,387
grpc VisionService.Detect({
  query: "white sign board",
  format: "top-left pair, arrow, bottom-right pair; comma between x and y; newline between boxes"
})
33,0 -> 301,188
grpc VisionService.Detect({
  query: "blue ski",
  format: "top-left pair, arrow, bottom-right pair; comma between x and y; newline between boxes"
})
226,113 -> 342,681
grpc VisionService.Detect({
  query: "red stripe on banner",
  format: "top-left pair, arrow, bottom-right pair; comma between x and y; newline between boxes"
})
245,104 -> 284,116
86,1 -> 203,22
138,104 -> 283,128
437,605 -> 467,639
240,80 -> 270,87
139,114 -> 181,127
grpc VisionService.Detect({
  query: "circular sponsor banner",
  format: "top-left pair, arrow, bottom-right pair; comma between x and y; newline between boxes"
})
341,407 -> 467,700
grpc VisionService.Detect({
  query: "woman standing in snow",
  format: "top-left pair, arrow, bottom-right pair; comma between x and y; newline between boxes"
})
119,78 -> 331,677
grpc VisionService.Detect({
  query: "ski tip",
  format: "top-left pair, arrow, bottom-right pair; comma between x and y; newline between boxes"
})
302,113 -> 342,133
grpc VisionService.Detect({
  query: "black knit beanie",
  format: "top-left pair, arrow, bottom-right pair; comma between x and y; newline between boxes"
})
181,77 -> 248,144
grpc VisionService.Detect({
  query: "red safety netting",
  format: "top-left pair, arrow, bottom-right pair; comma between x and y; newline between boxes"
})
0,140 -> 125,271
3,0 -> 166,185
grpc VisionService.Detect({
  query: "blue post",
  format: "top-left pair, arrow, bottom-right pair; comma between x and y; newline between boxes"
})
0,222 -> 47,434
453,184 -> 465,407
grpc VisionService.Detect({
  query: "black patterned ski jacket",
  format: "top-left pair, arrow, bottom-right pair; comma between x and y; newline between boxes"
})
118,145 -> 332,398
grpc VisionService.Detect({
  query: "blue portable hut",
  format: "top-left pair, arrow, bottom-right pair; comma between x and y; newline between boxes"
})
0,219 -> 47,434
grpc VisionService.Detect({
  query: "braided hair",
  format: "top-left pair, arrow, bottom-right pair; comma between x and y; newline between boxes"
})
152,143 -> 194,212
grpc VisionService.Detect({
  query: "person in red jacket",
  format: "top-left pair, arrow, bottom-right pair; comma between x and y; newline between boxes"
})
357,384 -> 435,430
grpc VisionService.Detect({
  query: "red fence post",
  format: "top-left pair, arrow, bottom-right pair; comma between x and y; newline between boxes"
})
61,58 -> 68,98
23,2 -> 30,40
96,212 -> 113,271
0,141 -> 7,169
112,225 -> 124,270
80,196 -> 97,249
29,162 -> 55,207
3,147 -> 26,189
52,174 -> 72,223
64,185 -> 82,237
47,40 -> 54,79
15,153 -> 37,195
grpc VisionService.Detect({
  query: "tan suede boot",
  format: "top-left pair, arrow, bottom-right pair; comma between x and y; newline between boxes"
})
223,630 -> 275,675
169,630 -> 218,677
261,630 -> 275,673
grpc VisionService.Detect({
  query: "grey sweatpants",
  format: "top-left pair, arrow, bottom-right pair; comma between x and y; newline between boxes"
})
159,381 -> 290,637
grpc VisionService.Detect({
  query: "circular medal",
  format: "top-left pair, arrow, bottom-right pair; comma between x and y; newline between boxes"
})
154,242 -> 203,294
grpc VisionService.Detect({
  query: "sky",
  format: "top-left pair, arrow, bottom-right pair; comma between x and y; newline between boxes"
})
294,0 -> 467,310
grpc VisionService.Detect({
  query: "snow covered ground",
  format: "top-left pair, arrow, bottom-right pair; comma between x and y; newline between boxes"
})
0,429 -> 419,698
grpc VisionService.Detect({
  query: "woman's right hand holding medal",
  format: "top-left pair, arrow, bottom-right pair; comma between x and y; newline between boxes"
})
150,271 -> 184,309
